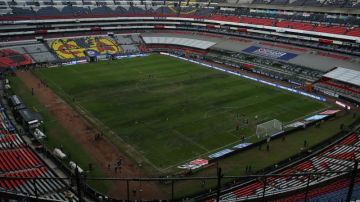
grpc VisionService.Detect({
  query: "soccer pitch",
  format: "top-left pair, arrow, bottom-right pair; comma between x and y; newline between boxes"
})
35,54 -> 327,170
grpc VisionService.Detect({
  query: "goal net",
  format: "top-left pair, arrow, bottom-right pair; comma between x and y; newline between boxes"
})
256,119 -> 283,139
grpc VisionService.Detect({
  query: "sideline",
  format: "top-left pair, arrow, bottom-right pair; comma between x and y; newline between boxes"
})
160,52 -> 327,102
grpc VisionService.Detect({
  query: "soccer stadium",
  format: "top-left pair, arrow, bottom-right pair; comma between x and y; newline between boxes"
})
0,0 -> 359,201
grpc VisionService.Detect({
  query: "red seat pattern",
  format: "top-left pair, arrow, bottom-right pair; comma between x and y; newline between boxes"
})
241,17 -> 275,26
338,134 -> 358,146
0,167 -> 47,190
0,49 -> 32,68
209,15 -> 276,25
293,161 -> 314,171
233,181 -> 263,197
208,132 -> 360,201
276,20 -> 313,31
319,161 -> 329,170
272,176 -> 357,202
327,151 -> 356,160
209,15 -> 238,22
0,148 -> 42,172
313,25 -> 347,35
1,12 -> 358,38
0,112 -> 67,199
346,28 -> 360,37
0,134 -> 17,143
320,81 -> 360,94
317,51 -> 351,61
0,130 -> 11,135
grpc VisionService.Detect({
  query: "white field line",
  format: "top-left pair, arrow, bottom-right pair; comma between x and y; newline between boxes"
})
173,129 -> 209,152
36,56 -> 333,172
39,74 -> 163,171
75,103 -> 163,171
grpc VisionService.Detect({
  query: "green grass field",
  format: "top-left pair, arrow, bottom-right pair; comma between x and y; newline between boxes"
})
8,76 -> 112,194
34,54 -> 327,171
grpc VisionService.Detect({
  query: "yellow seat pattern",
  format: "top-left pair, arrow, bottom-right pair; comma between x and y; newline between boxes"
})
50,37 -> 122,60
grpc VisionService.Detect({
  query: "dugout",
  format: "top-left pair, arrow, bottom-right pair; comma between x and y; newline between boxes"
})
17,109 -> 42,129
8,95 -> 26,111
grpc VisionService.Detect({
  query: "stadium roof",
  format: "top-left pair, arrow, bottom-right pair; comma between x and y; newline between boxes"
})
142,37 -> 216,50
323,67 -> 360,86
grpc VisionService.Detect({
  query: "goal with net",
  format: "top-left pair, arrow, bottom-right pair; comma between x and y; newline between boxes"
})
256,119 -> 283,139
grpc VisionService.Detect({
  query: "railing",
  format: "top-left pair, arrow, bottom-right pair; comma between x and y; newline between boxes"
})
0,166 -> 359,202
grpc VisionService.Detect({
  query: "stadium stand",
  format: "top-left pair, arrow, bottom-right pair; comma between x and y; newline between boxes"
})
206,50 -> 324,84
0,48 -> 33,68
48,36 -> 122,60
0,0 -> 359,200
316,51 -> 352,61
276,21 -> 317,31
0,4 -> 358,65
205,131 -> 360,201
0,108 -> 76,201
314,67 -> 360,102
142,37 -> 217,49
270,175 -> 356,201
0,3 -> 358,38
347,28 -> 360,37
119,44 -> 140,53
113,34 -> 142,53
0,40 -> 58,67
113,35 -> 134,45
315,81 -> 360,102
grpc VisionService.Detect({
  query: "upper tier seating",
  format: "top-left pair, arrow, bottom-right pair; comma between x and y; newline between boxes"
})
0,0 -> 357,8
276,20 -> 314,31
347,28 -> 360,37
241,16 -> 275,26
0,5 -> 358,37
270,0 -> 290,5
249,0 -> 359,7
313,25 -> 347,35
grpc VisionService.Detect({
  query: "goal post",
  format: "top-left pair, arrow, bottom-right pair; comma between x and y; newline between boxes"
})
256,119 -> 283,139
